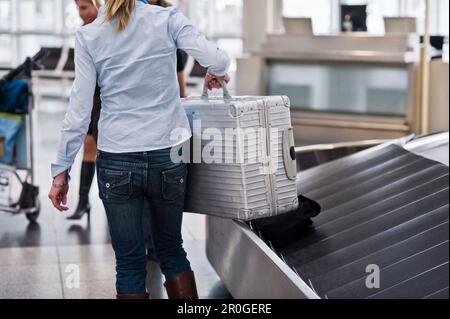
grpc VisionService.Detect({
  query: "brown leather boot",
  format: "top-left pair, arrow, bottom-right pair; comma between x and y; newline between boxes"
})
116,292 -> 150,299
164,270 -> 199,299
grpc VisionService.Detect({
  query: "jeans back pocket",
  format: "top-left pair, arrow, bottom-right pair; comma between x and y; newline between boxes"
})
98,168 -> 133,202
161,164 -> 187,202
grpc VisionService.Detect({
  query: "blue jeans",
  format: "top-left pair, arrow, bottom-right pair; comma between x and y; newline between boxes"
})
96,147 -> 191,294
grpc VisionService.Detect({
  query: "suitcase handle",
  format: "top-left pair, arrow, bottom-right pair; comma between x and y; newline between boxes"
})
201,79 -> 232,100
283,128 -> 297,180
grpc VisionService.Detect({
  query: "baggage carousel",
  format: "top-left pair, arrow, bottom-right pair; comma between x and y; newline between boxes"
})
205,133 -> 449,299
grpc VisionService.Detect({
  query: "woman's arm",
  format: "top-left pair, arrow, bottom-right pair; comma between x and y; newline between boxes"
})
168,9 -> 231,78
49,30 -> 97,211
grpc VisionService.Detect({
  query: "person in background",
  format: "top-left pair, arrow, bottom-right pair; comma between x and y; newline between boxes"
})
343,14 -> 353,33
66,0 -> 102,221
49,0 -> 230,299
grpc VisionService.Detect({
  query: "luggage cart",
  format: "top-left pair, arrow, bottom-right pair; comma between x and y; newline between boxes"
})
0,51 -> 47,222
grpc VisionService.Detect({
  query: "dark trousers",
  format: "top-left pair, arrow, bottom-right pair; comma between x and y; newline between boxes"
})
96,147 -> 191,294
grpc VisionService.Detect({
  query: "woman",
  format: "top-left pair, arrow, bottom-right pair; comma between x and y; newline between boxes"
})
68,0 -> 189,222
66,0 -> 102,222
49,0 -> 230,299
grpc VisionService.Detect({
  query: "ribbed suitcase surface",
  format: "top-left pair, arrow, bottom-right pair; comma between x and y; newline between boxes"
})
182,95 -> 298,221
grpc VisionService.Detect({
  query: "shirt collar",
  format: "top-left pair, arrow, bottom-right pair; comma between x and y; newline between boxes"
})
98,4 -> 105,16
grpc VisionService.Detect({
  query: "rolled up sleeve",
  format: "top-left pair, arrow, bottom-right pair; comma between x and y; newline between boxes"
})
169,9 -> 230,77
51,30 -> 97,180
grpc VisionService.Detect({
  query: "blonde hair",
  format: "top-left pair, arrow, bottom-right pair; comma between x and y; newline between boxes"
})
104,0 -> 135,32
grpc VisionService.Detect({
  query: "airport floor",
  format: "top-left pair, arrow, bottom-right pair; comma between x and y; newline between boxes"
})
0,98 -> 232,299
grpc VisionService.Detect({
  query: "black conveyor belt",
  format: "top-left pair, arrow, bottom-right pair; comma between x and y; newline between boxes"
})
283,144 -> 449,299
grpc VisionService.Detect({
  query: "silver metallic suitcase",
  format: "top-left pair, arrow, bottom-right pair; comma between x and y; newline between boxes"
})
182,85 -> 298,221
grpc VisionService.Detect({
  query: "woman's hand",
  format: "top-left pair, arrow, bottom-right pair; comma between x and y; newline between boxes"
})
204,71 -> 231,91
48,171 -> 69,212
